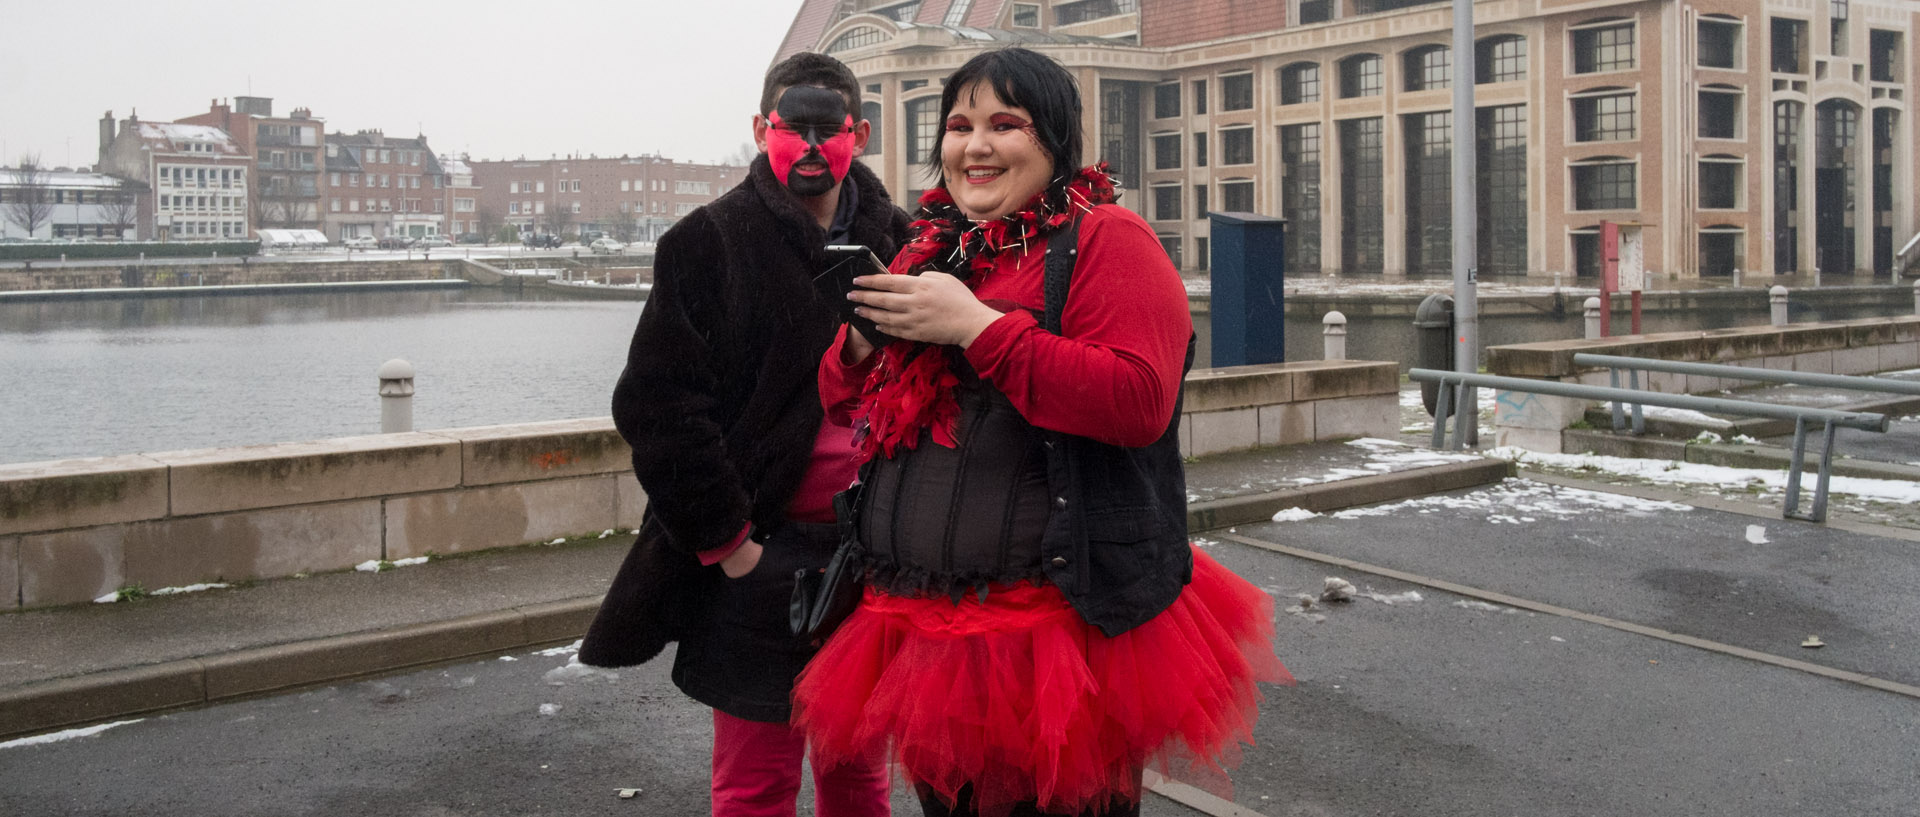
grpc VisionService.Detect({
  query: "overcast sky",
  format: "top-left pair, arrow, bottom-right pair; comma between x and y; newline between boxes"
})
0,0 -> 803,169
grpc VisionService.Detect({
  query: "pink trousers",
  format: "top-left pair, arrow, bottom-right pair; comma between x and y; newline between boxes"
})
711,709 -> 891,817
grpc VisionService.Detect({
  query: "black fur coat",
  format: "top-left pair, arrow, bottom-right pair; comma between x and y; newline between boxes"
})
580,156 -> 910,668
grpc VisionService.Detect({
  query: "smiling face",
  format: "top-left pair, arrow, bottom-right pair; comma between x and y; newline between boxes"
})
940,81 -> 1054,221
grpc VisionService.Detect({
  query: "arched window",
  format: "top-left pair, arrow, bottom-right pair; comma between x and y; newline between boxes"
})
1339,54 -> 1383,98
1280,62 -> 1320,105
827,26 -> 885,53
1475,35 -> 1526,83
1403,45 -> 1450,91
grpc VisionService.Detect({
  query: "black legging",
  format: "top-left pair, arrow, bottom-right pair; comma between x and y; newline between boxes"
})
915,783 -> 1143,817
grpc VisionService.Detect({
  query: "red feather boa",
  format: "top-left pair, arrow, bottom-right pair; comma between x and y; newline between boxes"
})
853,165 -> 1118,459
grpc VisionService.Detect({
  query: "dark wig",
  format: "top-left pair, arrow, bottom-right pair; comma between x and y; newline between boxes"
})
761,52 -> 863,121
925,47 -> 1083,188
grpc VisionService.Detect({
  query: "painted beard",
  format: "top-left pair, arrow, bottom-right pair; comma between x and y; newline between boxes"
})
766,86 -> 856,198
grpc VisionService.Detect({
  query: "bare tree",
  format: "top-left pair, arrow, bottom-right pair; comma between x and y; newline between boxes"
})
600,205 -> 637,243
723,142 -> 757,167
474,206 -> 500,245
98,181 -> 141,239
546,200 -> 573,236
3,155 -> 56,238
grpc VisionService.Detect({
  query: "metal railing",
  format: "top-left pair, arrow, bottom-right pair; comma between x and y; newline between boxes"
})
1409,368 -> 1888,522
1573,353 -> 1920,436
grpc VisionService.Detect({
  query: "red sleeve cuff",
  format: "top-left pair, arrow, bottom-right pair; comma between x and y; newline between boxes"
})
963,310 -> 1037,372
696,522 -> 754,566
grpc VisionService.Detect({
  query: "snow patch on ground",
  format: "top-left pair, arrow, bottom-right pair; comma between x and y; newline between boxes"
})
1332,477 -> 1690,522
0,719 -> 142,750
1493,447 -> 1920,504
1361,590 -> 1423,605
150,582 -> 231,596
534,639 -> 582,658
543,654 -> 620,686
1746,524 -> 1771,544
1641,406 -> 1733,428
1270,507 -> 1321,522
1452,600 -> 1513,613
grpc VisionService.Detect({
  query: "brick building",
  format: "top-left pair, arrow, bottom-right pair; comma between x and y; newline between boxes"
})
176,97 -> 326,232
97,113 -> 251,241
467,155 -> 747,242
778,0 -> 1920,279
320,131 -> 452,241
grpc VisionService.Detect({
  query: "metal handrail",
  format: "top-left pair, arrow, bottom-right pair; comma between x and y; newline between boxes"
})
1409,368 -> 1888,522
1572,353 -> 1919,440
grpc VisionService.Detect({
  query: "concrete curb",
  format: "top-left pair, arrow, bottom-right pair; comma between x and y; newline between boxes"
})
1186,458 -> 1514,532
0,599 -> 597,741
0,459 -> 1512,742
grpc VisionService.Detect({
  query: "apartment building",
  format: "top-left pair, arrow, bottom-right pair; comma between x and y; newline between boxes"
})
0,168 -> 147,240
177,97 -> 326,232
97,113 -> 252,241
467,154 -> 747,242
321,131 -> 451,241
778,0 -> 1920,278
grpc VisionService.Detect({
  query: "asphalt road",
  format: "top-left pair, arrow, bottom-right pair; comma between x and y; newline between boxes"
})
4,478 -> 1917,816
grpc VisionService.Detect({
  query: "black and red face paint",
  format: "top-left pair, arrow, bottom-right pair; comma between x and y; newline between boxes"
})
766,85 -> 856,198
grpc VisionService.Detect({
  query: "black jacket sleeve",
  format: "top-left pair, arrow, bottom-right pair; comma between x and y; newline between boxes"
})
609,212 -> 750,554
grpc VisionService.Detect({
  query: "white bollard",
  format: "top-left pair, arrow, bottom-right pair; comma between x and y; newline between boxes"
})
1322,311 -> 1347,360
378,358 -> 416,433
1553,271 -> 1563,291
1731,267 -> 1742,288
1584,297 -> 1603,339
1770,285 -> 1790,326
1812,266 -> 1822,288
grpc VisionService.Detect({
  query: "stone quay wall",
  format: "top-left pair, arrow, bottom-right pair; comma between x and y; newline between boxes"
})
1484,316 -> 1920,451
0,361 -> 1397,612
0,260 -> 466,293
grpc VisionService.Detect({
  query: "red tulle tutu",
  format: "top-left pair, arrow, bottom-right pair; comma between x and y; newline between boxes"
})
792,546 -> 1291,816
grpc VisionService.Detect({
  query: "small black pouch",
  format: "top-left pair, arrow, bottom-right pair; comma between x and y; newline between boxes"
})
790,482 -> 866,642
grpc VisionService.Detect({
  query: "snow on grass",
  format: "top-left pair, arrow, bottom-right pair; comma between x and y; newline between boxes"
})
0,720 -> 142,750
1492,447 -> 1920,505
1332,477 -> 1691,522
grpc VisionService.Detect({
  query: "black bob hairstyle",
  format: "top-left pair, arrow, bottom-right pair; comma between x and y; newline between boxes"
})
925,48 -> 1084,187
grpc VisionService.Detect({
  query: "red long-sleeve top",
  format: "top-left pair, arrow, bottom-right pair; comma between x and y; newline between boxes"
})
821,204 -> 1192,448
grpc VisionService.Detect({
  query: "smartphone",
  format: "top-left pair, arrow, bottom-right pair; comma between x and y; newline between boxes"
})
819,244 -> 899,348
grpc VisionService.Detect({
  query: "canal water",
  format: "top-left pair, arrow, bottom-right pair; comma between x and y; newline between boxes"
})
1,289 -> 639,465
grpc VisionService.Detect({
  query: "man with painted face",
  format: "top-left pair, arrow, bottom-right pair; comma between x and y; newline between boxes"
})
581,51 -> 909,817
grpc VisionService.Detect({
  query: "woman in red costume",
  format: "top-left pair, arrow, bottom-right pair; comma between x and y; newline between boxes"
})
794,47 -> 1292,817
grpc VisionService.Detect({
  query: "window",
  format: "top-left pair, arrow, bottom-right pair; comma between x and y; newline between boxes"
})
1404,111 -> 1452,274
1698,88 -> 1741,138
1152,184 -> 1182,221
1221,126 -> 1254,165
1830,0 -> 1848,56
1196,237 -> 1209,270
1221,72 -> 1254,111
1775,101 -> 1803,273
1572,21 -> 1635,73
1099,81 -> 1142,189
1699,156 -> 1742,209
1152,133 -> 1182,169
1340,118 -> 1384,273
1220,180 -> 1254,213
943,0 -> 973,26
1153,82 -> 1181,119
1700,227 -> 1743,276
1194,133 -> 1209,167
1298,0 -> 1332,24
1698,17 -> 1742,69
902,79 -> 928,91
621,180 -> 630,192
862,101 -> 883,137
905,97 -> 940,165
1012,3 -> 1039,27
827,26 -> 884,53
1280,62 -> 1320,104
1476,35 -> 1527,83
349,174 -> 359,187
1158,235 -> 1183,268
1404,46 -> 1450,91
1773,18 -> 1808,72
1572,158 -> 1636,210
1871,30 -> 1903,82
1477,105 -> 1528,274
1281,123 -> 1322,273
1572,91 -> 1636,142
1192,79 -> 1208,114
330,172 -> 341,187
1194,183 -> 1208,217
1056,0 -> 1137,26
1339,54 -> 1383,98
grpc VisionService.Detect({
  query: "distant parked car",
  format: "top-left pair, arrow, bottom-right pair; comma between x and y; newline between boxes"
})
343,236 -> 377,250
589,238 -> 626,255
456,232 -> 484,245
415,235 -> 454,249
522,232 -> 562,249
378,235 -> 417,250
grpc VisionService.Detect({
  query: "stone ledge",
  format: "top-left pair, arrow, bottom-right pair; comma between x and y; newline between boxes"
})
429,419 -> 631,487
0,455 -> 169,537
149,433 -> 462,517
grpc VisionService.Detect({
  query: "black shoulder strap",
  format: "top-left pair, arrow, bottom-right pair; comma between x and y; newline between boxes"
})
1041,219 -> 1079,336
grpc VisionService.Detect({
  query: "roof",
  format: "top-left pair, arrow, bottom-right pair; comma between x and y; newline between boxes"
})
328,132 -> 447,176
135,123 -> 242,154
776,0 -> 1016,61
0,169 -> 137,189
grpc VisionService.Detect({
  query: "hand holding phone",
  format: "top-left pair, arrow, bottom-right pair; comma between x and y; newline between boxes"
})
819,245 -> 899,349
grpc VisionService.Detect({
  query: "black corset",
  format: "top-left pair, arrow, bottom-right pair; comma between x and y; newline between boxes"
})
859,367 -> 1052,601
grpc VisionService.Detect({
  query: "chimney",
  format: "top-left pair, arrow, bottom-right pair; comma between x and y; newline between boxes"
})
99,111 -> 116,163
